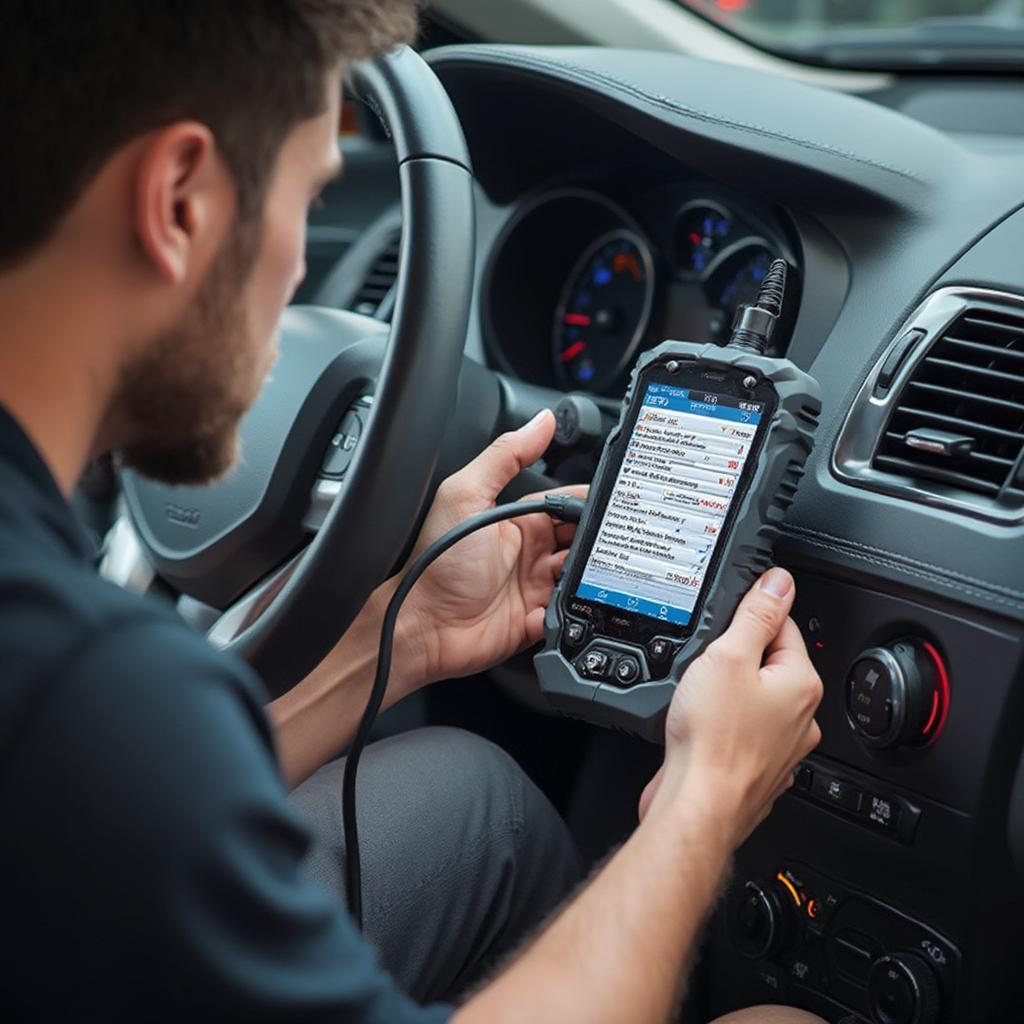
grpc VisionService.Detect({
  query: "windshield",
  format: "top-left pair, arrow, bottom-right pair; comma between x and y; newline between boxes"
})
677,0 -> 1024,69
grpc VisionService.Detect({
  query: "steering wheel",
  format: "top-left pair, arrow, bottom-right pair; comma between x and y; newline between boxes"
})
120,48 -> 481,698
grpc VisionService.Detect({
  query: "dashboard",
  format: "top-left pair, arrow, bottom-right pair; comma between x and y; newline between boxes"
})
483,185 -> 799,395
303,42 -> 1024,1024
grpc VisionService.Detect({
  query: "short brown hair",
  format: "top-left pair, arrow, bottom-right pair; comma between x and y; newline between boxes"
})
1,1 -> 419,265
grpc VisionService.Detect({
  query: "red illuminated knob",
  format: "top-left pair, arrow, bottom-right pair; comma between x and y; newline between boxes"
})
846,639 -> 949,750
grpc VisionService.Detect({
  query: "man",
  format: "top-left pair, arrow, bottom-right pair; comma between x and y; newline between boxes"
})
0,3 -> 825,1021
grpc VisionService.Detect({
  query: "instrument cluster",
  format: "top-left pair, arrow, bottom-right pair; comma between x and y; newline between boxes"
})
484,186 -> 800,396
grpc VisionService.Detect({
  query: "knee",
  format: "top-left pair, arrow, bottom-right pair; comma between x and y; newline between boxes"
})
335,726 -> 570,859
373,726 -> 580,890
371,726 -> 566,856
710,1007 -> 828,1024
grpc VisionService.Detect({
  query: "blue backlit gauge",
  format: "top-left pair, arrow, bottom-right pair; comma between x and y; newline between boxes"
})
553,230 -> 655,392
713,243 -> 775,319
676,202 -> 734,276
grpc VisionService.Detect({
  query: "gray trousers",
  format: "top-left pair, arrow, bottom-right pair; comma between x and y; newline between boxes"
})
290,726 -> 582,1004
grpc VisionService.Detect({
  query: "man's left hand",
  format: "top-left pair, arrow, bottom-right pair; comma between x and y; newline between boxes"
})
397,409 -> 585,693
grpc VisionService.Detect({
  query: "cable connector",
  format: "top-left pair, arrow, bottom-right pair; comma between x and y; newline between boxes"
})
544,493 -> 587,523
727,258 -> 789,355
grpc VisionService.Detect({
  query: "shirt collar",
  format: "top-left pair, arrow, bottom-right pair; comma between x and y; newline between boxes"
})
0,404 -> 96,563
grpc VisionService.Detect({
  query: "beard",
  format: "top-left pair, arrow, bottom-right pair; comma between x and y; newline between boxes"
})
108,216 -> 272,486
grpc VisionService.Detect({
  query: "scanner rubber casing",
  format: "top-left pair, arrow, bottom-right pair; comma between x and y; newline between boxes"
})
534,339 -> 821,743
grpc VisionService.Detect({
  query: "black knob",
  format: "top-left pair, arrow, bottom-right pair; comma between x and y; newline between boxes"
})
552,394 -> 604,451
727,879 -> 800,959
846,639 -> 948,750
867,953 -> 941,1024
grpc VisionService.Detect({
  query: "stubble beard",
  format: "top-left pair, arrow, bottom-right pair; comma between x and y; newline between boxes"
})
109,216 -> 270,486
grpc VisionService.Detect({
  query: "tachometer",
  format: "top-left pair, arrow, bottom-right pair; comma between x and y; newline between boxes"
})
553,230 -> 655,392
712,242 -> 775,319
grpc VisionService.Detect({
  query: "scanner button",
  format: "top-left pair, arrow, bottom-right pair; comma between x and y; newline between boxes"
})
614,656 -> 641,686
565,622 -> 587,647
579,649 -> 610,679
649,637 -> 679,663
649,638 -> 671,661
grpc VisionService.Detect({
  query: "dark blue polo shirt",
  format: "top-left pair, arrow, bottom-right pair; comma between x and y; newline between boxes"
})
0,405 -> 449,1022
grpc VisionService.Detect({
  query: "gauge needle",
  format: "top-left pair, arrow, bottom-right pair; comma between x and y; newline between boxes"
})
563,313 -> 591,326
561,340 -> 587,362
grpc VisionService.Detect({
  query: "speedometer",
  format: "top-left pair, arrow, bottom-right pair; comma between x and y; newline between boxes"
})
553,230 -> 655,392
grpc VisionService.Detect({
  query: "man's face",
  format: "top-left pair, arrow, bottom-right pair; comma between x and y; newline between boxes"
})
113,79 -> 344,485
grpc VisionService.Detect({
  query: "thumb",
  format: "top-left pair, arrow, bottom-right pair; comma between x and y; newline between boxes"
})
460,409 -> 555,501
717,567 -> 795,663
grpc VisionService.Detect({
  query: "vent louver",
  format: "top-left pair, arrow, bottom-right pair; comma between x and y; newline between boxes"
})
351,232 -> 401,319
874,306 -> 1024,502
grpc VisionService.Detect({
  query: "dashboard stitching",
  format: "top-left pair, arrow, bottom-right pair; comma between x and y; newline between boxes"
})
453,51 -> 919,184
784,523 -> 1024,599
782,530 -> 1024,610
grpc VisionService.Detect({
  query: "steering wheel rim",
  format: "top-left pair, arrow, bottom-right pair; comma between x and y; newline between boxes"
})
122,46 -> 476,698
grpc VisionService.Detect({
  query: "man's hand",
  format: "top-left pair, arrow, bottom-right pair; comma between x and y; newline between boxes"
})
639,568 -> 823,847
397,409 -> 585,695
269,410 -> 580,789
455,569 -> 822,1024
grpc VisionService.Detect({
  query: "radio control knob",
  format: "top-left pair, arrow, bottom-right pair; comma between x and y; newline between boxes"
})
726,878 -> 800,959
867,953 -> 940,1024
846,639 -> 948,749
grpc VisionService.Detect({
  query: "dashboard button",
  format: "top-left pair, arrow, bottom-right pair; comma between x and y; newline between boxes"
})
795,762 -> 814,791
321,410 -> 362,478
864,793 -> 903,833
812,773 -> 863,814
895,797 -> 922,843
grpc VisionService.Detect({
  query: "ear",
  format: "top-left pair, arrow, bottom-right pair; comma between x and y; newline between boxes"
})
134,122 -> 229,285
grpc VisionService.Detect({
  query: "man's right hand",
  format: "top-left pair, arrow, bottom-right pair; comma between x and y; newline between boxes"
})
640,567 -> 823,848
457,567 -> 823,1024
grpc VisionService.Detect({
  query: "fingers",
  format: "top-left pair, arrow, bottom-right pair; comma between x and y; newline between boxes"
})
762,617 -> 809,670
523,606 -> 546,645
546,549 -> 570,577
453,410 -> 556,503
711,567 -> 795,666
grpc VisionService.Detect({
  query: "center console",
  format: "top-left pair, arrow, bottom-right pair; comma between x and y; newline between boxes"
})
704,568 -> 1024,1023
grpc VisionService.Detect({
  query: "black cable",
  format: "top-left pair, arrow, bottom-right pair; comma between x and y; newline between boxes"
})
343,492 -> 587,929
727,258 -> 789,355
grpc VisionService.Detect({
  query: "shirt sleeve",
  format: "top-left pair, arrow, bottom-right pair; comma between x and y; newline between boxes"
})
2,614 -> 451,1023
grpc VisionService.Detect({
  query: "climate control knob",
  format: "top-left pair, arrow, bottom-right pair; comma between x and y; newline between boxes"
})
846,639 -> 949,749
726,878 -> 800,959
867,953 -> 941,1024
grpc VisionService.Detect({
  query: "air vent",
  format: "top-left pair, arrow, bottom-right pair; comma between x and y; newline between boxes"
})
833,287 -> 1024,524
351,232 -> 401,319
874,307 -> 1024,499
